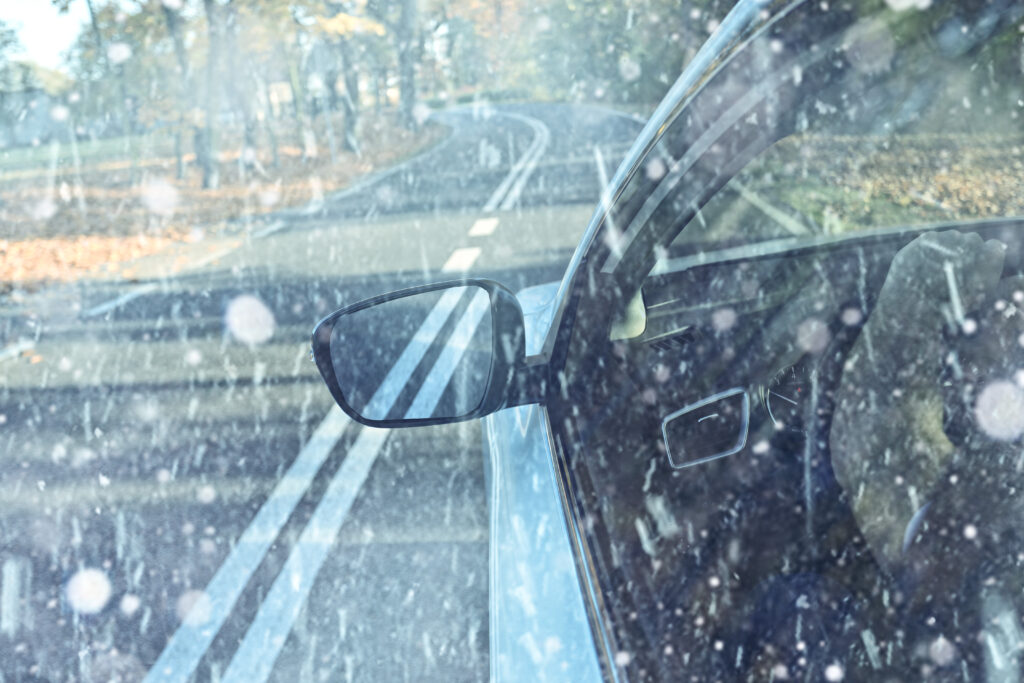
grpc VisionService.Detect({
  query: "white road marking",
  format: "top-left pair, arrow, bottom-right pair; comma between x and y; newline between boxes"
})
441,247 -> 481,273
468,217 -> 499,236
0,339 -> 33,364
499,116 -> 550,211
482,112 -> 550,212
144,288 -> 466,683
75,120 -> 460,323
593,145 -> 611,195
251,219 -> 286,239
223,289 -> 490,683
406,289 -> 490,417
81,283 -> 158,319
143,406 -> 351,683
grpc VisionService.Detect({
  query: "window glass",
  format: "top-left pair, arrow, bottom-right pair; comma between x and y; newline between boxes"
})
558,2 -> 1024,680
0,0 -> 724,679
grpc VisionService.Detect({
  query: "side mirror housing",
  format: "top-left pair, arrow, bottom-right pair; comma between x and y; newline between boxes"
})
311,279 -> 527,427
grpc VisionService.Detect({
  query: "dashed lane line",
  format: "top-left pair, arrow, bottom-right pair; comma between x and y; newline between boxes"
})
441,246 -> 482,273
468,217 -> 499,236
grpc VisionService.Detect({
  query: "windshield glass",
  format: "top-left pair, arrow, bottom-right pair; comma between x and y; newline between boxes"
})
0,0 -> 728,679
555,1 -> 1024,680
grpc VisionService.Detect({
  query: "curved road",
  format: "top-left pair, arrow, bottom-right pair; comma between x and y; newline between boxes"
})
0,103 -> 643,683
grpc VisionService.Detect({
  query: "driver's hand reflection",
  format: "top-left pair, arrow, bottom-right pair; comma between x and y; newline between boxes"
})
830,231 -> 1006,571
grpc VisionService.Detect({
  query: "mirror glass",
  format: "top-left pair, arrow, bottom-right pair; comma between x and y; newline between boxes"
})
660,388 -> 749,468
329,285 -> 494,422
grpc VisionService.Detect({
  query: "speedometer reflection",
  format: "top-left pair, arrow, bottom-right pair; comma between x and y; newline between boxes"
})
763,365 -> 805,430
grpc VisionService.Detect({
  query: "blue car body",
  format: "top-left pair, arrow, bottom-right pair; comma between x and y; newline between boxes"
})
484,282 -> 602,683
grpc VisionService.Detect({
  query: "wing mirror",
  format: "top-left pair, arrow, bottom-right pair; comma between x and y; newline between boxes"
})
311,280 -> 528,427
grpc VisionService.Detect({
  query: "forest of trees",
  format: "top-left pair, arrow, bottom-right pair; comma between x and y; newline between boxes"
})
5,0 -> 1019,198
0,0 -> 733,189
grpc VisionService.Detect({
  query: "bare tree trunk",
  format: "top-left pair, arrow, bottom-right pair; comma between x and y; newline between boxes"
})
258,75 -> 280,168
337,38 -> 360,154
282,34 -> 318,162
161,3 -> 198,179
173,129 -> 185,178
223,3 -> 260,178
397,0 -> 418,131
374,67 -> 385,115
84,0 -> 135,182
201,0 -> 223,190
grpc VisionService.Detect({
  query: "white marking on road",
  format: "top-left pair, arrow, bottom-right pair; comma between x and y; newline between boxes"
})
441,247 -> 481,273
71,119 -> 461,324
406,288 -> 490,417
252,220 -> 287,239
144,288 -> 465,683
81,283 -> 158,318
223,289 -> 490,683
468,217 -> 499,237
0,340 -> 33,363
482,112 -> 550,212
499,116 -> 550,211
593,145 -> 611,193
80,244 -> 246,320
189,244 -> 244,270
143,406 -> 351,683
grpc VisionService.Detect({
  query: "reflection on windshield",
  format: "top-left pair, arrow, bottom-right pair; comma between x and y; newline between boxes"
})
557,0 -> 1024,680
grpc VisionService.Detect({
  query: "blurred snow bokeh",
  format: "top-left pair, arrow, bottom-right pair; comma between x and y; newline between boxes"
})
225,295 -> 276,345
66,568 -> 112,614
974,380 -> 1024,441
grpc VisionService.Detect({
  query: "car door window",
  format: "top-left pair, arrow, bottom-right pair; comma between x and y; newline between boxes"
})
552,1 -> 1024,680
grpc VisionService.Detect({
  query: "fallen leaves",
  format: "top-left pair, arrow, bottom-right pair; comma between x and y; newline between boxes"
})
0,115 -> 444,288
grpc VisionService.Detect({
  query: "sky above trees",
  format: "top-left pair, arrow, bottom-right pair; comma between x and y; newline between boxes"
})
0,2 -> 90,70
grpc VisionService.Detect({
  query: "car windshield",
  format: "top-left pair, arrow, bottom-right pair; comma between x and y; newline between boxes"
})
555,0 -> 1024,680
0,0 -> 727,680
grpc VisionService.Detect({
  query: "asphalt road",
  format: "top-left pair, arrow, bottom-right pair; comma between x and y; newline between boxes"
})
0,102 -> 643,683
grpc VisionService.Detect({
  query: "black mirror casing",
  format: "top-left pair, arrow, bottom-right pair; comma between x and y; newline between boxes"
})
311,279 -> 527,428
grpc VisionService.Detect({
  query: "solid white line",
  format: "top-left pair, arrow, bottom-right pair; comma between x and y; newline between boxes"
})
406,288 -> 490,417
223,289 -> 490,682
441,247 -> 481,273
144,288 -> 465,683
220,426 -> 387,682
499,117 -> 550,211
143,406 -> 352,683
482,112 -> 548,212
81,240 -> 239,320
79,240 -> 248,321
81,283 -> 158,318
468,217 -> 499,237
252,219 -> 287,239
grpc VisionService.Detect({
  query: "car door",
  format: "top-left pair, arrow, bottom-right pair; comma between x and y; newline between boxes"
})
541,0 -> 1024,680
